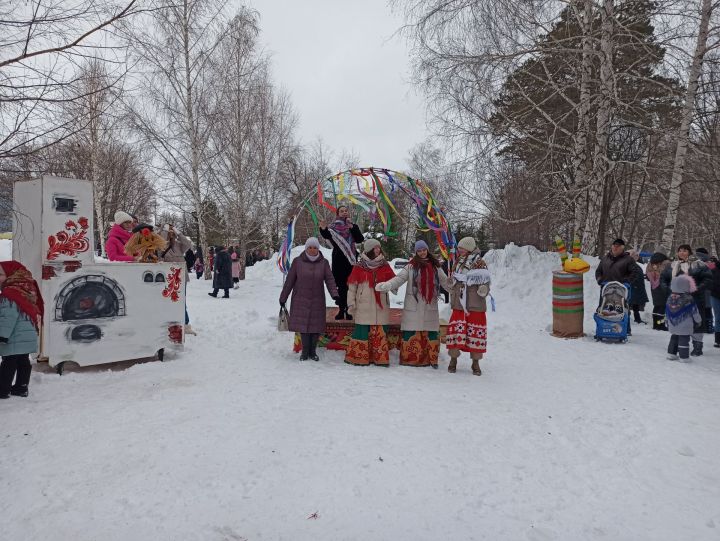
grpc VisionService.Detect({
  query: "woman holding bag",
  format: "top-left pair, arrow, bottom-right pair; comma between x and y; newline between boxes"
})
375,240 -> 449,368
279,238 -> 339,361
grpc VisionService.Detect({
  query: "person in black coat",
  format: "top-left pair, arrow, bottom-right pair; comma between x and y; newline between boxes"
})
184,248 -> 196,273
646,252 -> 670,330
661,244 -> 713,356
708,255 -> 720,347
628,250 -> 649,324
318,206 -> 365,320
209,245 -> 233,298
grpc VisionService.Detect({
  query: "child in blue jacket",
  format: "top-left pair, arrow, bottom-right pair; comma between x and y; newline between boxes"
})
0,261 -> 44,398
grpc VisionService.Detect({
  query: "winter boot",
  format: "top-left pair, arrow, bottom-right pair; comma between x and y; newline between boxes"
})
10,385 -> 28,397
714,332 -> 720,348
667,334 -> 679,360
335,309 -> 345,320
447,352 -> 458,373
345,312 -> 353,321
691,340 -> 703,357
208,292 -> 218,298
184,324 -> 197,336
310,335 -> 320,362
471,354 -> 482,376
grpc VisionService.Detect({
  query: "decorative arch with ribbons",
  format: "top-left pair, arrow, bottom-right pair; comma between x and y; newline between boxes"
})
277,167 -> 456,274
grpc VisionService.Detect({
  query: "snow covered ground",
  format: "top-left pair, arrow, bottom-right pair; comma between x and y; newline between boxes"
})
2,244 -> 720,541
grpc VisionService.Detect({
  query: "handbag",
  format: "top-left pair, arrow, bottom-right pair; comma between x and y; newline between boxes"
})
277,306 -> 290,332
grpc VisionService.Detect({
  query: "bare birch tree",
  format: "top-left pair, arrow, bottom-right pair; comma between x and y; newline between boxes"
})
128,0 -> 230,276
659,0 -> 720,252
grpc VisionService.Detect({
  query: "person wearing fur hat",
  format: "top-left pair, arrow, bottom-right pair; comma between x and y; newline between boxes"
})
279,238 -> 339,361
319,206 -> 365,320
445,236 -> 490,376
105,211 -> 136,262
375,240 -> 450,368
646,252 -> 671,330
0,261 -> 44,399
344,239 -> 395,366
666,274 -> 702,362
661,244 -> 712,356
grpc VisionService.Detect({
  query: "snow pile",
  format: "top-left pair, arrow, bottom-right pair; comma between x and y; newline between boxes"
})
0,244 -> 718,541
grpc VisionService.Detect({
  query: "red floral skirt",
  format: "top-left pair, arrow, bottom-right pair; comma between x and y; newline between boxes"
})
400,331 -> 440,367
345,325 -> 390,366
445,310 -> 487,353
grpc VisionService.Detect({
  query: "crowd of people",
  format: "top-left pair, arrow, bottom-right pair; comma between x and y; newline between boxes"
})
279,206 -> 490,375
596,238 -> 719,362
1,206 -> 718,398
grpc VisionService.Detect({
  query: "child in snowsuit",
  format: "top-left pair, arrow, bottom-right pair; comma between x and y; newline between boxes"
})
666,274 -> 702,362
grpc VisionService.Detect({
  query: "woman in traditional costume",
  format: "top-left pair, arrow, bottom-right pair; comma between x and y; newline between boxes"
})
375,240 -> 449,368
445,237 -> 491,376
345,239 -> 395,366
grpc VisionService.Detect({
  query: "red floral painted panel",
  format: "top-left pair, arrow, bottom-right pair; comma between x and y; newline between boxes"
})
162,267 -> 182,302
46,217 -> 90,260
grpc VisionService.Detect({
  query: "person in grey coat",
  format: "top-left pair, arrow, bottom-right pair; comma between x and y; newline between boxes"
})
0,261 -> 43,399
666,274 -> 702,362
279,238 -> 339,361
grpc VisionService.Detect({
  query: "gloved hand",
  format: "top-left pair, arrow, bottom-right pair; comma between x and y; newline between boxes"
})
0,337 -> 7,343
375,282 -> 388,292
347,305 -> 355,315
332,296 -> 340,305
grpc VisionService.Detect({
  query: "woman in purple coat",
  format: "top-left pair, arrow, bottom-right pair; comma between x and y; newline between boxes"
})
279,238 -> 339,361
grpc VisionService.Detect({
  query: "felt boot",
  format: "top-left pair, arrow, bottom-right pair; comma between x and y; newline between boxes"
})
471,353 -> 482,376
447,352 -> 458,373
691,341 -> 703,357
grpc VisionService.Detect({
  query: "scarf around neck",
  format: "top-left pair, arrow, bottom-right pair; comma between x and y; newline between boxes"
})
0,261 -> 44,331
348,253 -> 395,308
328,218 -> 357,265
666,292 -> 698,327
411,257 -> 439,304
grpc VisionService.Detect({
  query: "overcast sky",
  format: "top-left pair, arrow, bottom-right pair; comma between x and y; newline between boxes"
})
244,0 -> 430,171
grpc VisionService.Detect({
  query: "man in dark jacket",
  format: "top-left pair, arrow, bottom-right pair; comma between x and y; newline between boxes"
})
596,239 -> 642,335
596,239 -> 642,285
209,245 -> 233,298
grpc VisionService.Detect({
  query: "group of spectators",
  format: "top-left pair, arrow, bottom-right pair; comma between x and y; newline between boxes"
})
596,238 -> 719,361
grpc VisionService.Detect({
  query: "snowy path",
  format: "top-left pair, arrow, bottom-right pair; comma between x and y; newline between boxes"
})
1,246 -> 720,540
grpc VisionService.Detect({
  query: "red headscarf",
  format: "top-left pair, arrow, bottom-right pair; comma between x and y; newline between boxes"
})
0,261 -> 44,330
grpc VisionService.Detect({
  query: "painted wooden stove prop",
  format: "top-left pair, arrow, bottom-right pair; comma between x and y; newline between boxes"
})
551,236 -> 590,339
12,176 -> 185,373
292,308 -> 448,353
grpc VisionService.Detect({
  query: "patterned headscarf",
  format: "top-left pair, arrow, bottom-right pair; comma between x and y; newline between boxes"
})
0,261 -> 44,330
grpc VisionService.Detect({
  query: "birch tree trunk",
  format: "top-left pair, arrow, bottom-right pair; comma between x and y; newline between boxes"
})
582,0 -> 615,256
659,0 -> 714,253
570,0 -> 594,239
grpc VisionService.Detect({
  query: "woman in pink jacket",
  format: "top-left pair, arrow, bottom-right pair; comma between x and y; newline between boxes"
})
105,211 -> 135,262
